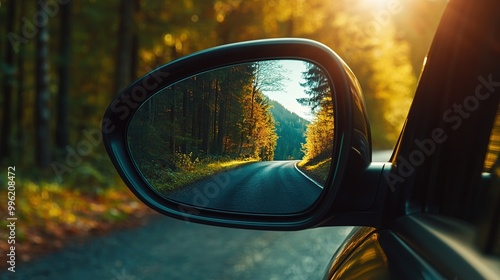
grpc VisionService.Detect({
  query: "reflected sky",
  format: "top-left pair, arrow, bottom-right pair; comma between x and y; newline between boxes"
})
262,60 -> 314,121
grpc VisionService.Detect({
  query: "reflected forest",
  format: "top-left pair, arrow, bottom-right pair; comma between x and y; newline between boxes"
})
129,61 -> 334,193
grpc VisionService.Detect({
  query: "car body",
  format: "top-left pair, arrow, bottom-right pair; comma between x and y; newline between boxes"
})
103,0 -> 500,278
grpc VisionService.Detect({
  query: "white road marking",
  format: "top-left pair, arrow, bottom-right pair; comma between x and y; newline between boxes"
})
293,161 -> 324,190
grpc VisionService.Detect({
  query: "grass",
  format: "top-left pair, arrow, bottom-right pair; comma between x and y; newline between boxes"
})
146,158 -> 256,194
0,180 -> 153,267
297,158 -> 332,186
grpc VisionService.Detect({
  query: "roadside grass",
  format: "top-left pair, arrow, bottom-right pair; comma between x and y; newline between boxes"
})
147,158 -> 256,195
0,180 -> 153,267
297,158 -> 332,186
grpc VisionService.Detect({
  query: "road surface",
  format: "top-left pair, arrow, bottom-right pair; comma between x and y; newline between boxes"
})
168,160 -> 323,213
1,216 -> 353,280
1,152 -> 392,279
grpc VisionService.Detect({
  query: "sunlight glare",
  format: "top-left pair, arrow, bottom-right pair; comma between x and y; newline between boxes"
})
361,0 -> 391,9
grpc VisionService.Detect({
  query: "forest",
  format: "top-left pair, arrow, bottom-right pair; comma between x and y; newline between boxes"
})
270,100 -> 308,161
127,60 -> 332,192
0,0 -> 447,258
0,0 -> 447,179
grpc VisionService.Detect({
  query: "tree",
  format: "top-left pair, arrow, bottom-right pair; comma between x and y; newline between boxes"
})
245,61 -> 285,139
0,0 -> 16,160
297,63 -> 332,113
114,0 -> 134,94
302,102 -> 334,162
299,62 -> 334,162
15,0 -> 27,160
252,95 -> 278,160
55,1 -> 72,149
35,1 -> 51,168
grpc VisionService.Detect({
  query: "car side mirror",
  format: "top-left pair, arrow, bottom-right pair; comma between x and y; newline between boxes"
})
102,39 -> 376,230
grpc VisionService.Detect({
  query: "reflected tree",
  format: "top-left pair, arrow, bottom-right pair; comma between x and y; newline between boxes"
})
298,63 -> 334,163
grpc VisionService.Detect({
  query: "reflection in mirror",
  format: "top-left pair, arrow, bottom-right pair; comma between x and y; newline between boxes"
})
128,60 -> 334,214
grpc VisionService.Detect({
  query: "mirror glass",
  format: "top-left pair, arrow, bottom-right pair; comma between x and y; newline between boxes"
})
127,60 -> 334,214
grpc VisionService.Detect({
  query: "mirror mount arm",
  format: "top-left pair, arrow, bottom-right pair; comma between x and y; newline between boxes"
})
320,162 -> 390,228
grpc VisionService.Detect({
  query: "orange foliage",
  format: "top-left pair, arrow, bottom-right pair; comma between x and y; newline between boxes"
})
0,183 -> 154,267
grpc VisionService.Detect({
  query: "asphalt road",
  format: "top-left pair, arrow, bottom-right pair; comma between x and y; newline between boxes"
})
1,216 -> 353,280
1,152 -> 391,279
168,160 -> 323,214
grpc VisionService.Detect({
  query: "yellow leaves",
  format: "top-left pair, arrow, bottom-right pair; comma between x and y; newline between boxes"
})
366,26 -> 417,143
175,41 -> 183,52
164,33 -> 174,46
89,202 -> 107,213
214,0 -> 243,23
0,179 -> 152,262
47,203 -> 62,218
302,105 -> 334,162
216,14 -> 225,23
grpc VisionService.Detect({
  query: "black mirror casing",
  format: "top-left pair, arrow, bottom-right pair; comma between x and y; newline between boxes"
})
102,38 -> 373,230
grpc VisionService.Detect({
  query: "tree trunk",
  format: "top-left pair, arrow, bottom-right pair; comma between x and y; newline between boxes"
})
168,85 -> 176,153
201,81 -> 210,153
114,0 -> 134,95
35,1 -> 51,169
56,1 -> 72,149
130,0 -> 140,82
217,92 -> 226,154
181,88 -> 188,153
0,0 -> 16,160
15,0 -> 26,162
212,80 -> 219,150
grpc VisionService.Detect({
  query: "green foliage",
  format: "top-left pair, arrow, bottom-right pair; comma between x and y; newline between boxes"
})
298,64 -> 332,112
269,100 -> 308,160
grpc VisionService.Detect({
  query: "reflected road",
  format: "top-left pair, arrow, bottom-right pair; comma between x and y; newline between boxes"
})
168,160 -> 323,213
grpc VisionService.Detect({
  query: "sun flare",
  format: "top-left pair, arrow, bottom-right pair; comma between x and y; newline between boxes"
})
361,0 -> 392,9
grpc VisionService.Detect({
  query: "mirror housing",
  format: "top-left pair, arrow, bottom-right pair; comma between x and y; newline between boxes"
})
102,39 -> 373,230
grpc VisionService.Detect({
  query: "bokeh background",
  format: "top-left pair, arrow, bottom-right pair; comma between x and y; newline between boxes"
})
0,0 -> 447,278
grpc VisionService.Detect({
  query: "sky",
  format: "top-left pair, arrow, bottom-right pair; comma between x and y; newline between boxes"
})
261,60 -> 317,121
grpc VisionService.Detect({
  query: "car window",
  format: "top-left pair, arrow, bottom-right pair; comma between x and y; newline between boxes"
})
484,106 -> 500,171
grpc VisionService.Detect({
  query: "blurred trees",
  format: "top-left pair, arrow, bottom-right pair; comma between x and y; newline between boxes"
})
114,0 -> 135,95
56,0 -> 72,149
0,0 -> 16,160
0,0 -> 447,184
34,0 -> 51,169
